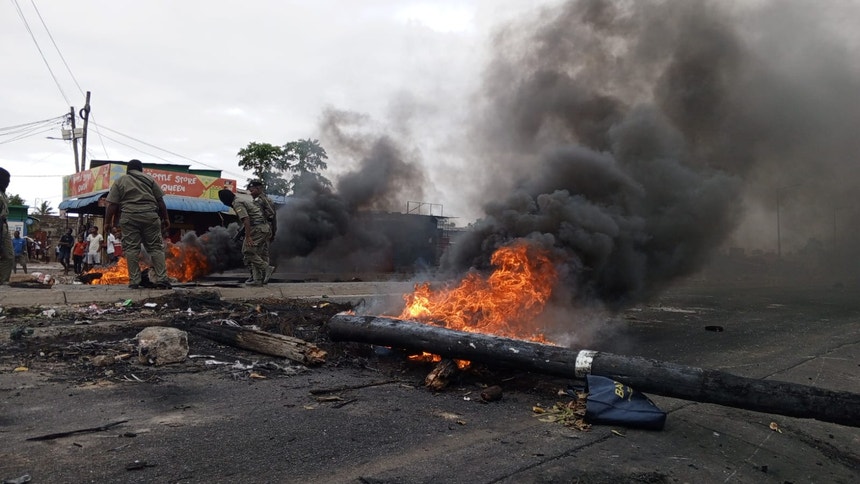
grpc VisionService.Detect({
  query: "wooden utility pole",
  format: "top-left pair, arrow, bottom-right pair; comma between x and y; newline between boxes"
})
69,106 -> 80,172
79,91 -> 91,170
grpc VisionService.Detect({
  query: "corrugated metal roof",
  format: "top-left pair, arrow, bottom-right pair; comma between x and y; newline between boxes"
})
164,196 -> 230,213
58,191 -> 107,210
59,193 -> 229,213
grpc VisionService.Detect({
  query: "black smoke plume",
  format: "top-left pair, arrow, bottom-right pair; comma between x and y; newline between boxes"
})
269,108 -> 428,271
444,0 -> 860,308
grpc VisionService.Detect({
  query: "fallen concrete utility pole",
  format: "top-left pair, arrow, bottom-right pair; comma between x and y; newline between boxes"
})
327,314 -> 860,428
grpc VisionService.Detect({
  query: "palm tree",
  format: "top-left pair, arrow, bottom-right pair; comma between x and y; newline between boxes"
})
35,200 -> 54,216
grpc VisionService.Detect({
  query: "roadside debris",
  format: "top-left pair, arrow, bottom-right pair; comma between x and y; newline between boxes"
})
136,327 -> 189,366
1,474 -> 31,484
25,419 -> 129,441
188,321 -> 326,365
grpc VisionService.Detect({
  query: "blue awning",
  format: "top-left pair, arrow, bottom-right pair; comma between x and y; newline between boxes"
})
164,196 -> 230,213
58,191 -> 107,210
59,193 -> 229,213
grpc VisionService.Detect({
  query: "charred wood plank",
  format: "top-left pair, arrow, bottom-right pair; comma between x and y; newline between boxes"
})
425,358 -> 459,390
327,314 -> 860,428
190,323 -> 326,366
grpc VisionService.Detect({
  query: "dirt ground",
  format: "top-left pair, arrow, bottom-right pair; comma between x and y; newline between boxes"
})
1,276 -> 859,484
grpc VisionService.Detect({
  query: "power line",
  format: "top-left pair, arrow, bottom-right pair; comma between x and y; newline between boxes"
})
10,0 -> 70,105
17,1 -> 111,159
98,132 -> 186,164
0,114 -> 65,133
0,123 -> 63,144
97,125 -> 248,180
29,0 -> 83,94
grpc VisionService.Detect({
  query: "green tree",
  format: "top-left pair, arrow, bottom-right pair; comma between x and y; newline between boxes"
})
34,200 -> 54,216
283,138 -> 331,192
7,194 -> 25,205
237,142 -> 290,195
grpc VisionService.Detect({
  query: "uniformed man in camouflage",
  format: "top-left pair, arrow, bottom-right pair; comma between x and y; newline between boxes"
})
0,167 -> 13,285
218,188 -> 270,286
247,180 -> 276,283
105,159 -> 172,289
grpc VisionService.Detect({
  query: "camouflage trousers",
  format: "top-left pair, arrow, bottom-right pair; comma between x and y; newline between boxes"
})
243,224 -> 270,284
0,223 -> 12,284
120,211 -> 168,286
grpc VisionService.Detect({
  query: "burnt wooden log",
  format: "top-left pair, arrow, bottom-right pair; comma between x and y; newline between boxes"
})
425,358 -> 459,390
327,314 -> 860,428
190,323 -> 326,366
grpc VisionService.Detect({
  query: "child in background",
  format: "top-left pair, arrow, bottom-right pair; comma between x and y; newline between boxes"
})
72,234 -> 86,275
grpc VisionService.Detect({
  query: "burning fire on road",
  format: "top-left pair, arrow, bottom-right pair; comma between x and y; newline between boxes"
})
81,226 -> 244,285
397,240 -> 557,343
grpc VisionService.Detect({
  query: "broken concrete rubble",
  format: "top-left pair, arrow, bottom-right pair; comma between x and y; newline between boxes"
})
135,327 -> 189,366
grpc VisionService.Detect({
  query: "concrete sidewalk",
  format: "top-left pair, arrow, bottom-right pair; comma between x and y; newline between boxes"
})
0,279 -> 417,307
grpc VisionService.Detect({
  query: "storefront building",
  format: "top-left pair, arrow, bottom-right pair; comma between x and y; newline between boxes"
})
58,160 -> 238,240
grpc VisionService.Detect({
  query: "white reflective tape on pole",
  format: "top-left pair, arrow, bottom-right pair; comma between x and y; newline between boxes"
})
575,350 -> 597,378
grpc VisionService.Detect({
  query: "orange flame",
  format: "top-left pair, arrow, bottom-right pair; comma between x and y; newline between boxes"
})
91,241 -> 212,284
397,240 -> 557,343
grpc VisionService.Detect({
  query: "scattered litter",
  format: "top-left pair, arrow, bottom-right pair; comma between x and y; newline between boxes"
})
1,474 -> 31,484
650,306 -> 696,314
480,385 -> 503,402
143,303 -> 158,308
125,460 -> 156,471
40,309 -> 56,318
611,429 -> 626,437
248,372 -> 266,379
10,326 -> 33,340
769,421 -> 783,433
13,366 -> 28,372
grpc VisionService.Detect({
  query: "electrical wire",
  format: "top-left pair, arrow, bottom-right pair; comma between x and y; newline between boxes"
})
29,0 -> 111,159
28,0 -> 83,95
0,115 -> 65,133
98,125 -> 249,180
97,132 -> 187,164
10,0 -> 70,105
0,121 -> 64,144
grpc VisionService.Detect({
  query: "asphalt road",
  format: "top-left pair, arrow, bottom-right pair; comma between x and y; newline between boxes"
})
1,279 -> 859,484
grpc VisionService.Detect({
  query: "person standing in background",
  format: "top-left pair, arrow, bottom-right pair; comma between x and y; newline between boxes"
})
58,228 -> 74,275
111,227 -> 123,259
106,227 -> 117,264
83,226 -> 103,273
12,230 -> 27,274
72,234 -> 86,275
0,167 -> 12,285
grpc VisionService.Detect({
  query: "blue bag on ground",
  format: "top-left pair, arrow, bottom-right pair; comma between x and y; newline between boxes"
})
584,375 -> 667,430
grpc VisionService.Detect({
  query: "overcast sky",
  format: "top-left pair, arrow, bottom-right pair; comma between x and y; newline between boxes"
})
1,0 -> 551,218
5,0 -> 860,262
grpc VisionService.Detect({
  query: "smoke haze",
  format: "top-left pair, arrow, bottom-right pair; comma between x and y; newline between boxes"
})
440,0 -> 860,308
257,0 -> 860,312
